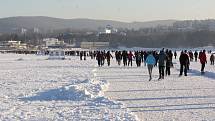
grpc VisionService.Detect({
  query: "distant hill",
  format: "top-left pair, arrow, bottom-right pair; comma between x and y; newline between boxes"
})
0,16 -> 177,33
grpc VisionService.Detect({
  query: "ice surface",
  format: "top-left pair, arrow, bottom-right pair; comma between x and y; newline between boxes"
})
0,51 -> 215,121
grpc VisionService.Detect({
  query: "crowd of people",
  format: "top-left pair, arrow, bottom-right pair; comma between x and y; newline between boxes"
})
78,49 -> 214,81
0,48 -> 214,81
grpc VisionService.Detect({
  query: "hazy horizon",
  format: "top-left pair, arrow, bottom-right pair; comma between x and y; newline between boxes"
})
0,0 -> 215,22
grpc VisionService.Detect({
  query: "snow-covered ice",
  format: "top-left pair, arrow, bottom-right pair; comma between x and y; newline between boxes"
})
0,53 -> 135,121
0,52 -> 215,121
101,52 -> 215,121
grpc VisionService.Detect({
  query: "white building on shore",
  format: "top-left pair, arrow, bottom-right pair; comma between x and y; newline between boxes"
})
99,25 -> 118,34
8,40 -> 27,49
43,38 -> 64,48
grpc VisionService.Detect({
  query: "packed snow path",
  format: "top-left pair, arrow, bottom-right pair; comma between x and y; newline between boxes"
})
96,56 -> 215,121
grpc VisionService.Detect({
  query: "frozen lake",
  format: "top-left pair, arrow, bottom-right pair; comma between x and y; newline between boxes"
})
0,53 -> 215,121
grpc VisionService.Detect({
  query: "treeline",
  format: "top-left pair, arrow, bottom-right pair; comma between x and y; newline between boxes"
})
1,30 -> 215,48
99,30 -> 215,48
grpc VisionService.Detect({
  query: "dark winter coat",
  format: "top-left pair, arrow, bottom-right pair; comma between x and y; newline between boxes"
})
106,52 -> 113,61
166,57 -> 172,67
210,54 -> 214,61
179,53 -> 189,65
158,51 -> 167,67
194,52 -> 198,58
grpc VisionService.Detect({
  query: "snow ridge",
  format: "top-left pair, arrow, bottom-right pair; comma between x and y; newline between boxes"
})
89,66 -> 138,121
16,60 -> 137,120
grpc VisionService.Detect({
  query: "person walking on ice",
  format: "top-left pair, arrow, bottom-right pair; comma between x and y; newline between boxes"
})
96,51 -> 102,67
174,51 -> 177,59
122,51 -> 128,66
210,54 -> 214,65
106,51 -> 113,66
194,51 -> 198,62
179,51 -> 189,76
158,49 -> 167,80
146,51 -> 156,81
199,50 -> 207,74
128,51 -> 134,67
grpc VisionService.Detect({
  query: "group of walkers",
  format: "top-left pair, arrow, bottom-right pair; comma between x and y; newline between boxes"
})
115,50 -> 145,67
179,50 -> 215,76
145,49 -> 174,81
95,51 -> 113,66
79,49 -> 214,81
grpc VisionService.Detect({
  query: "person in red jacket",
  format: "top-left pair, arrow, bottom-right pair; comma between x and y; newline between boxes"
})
199,50 -> 207,74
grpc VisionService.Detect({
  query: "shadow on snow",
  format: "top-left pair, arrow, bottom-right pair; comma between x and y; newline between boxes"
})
175,68 -> 215,80
131,106 -> 215,112
107,87 -> 215,93
188,69 -> 215,80
116,95 -> 215,102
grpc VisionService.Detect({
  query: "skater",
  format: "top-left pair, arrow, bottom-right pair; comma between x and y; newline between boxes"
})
199,50 -> 207,74
210,54 -> 214,65
146,52 -> 156,81
158,50 -> 167,80
179,51 -> 189,76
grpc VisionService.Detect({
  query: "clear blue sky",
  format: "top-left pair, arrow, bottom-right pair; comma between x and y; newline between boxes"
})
0,0 -> 215,22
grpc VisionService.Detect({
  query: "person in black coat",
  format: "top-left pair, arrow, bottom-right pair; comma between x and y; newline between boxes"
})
135,52 -> 142,67
83,51 -> 87,60
158,50 -> 167,80
174,51 -> 177,59
80,51 -> 84,60
143,51 -> 148,66
96,51 -> 102,66
106,51 -> 113,66
179,51 -> 190,76
210,54 -> 215,65
166,56 -> 171,76
122,51 -> 128,66
194,51 -> 198,62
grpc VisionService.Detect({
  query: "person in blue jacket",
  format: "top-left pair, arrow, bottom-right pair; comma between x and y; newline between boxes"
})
146,51 -> 156,81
